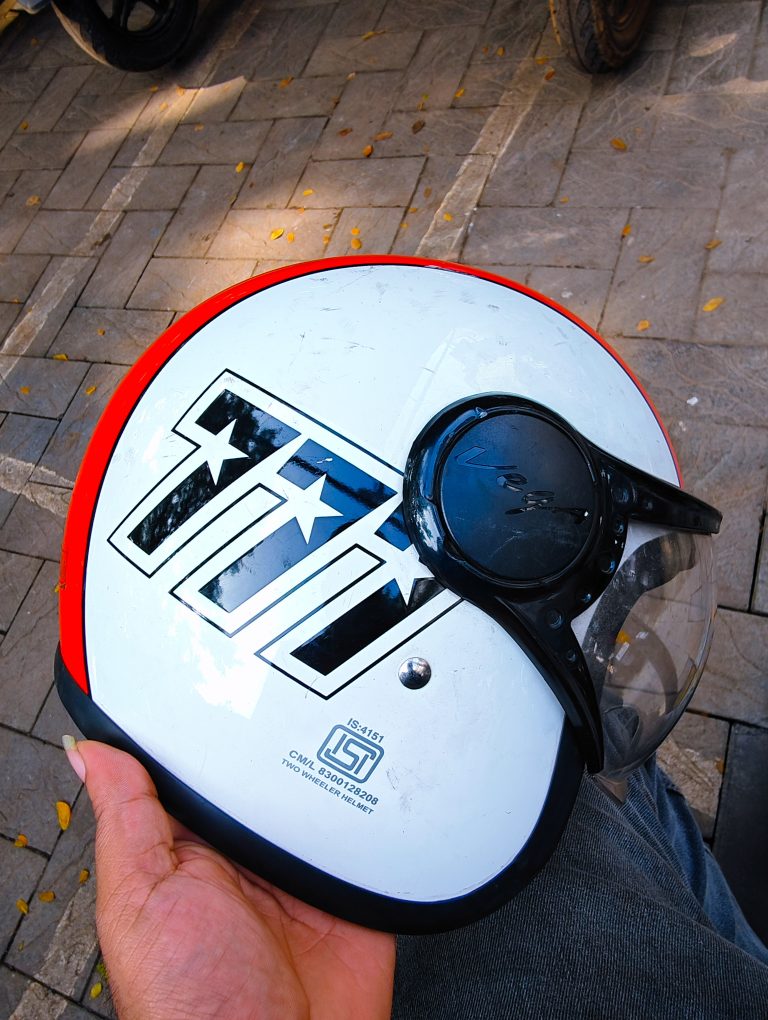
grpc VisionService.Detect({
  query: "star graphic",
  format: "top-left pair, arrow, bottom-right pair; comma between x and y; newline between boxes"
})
390,544 -> 433,605
287,474 -> 343,542
203,420 -> 250,486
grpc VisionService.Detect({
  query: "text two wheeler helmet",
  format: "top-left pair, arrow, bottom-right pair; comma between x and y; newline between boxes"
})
57,257 -> 720,933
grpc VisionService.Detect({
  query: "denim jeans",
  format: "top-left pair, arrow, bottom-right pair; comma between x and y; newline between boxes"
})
393,758 -> 768,1019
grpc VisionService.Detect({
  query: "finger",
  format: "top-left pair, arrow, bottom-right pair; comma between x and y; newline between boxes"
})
71,739 -> 176,897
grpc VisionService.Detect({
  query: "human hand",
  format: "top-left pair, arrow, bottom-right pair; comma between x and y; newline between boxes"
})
65,739 -> 395,1020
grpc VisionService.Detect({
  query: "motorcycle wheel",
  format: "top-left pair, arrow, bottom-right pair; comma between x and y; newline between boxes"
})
51,0 -> 198,71
548,0 -> 652,73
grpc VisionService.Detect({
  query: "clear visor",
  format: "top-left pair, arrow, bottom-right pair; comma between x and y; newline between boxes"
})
571,522 -> 717,782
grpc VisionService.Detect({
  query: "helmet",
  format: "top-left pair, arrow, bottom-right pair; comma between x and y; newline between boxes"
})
56,256 -> 720,933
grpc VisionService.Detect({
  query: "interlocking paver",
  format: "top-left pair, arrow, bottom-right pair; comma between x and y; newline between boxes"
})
325,0 -> 387,35
78,210 -> 172,308
16,210 -> 104,258
692,271 -> 768,344
0,838 -> 47,958
0,412 -> 57,528
389,153 -> 463,254
313,70 -> 402,159
0,725 -> 81,853
55,90 -> 149,135
755,530 -> 768,613
231,74 -> 346,120
653,90 -> 768,149
0,101 -> 27,151
158,119 -> 272,166
52,308 -> 172,365
235,117 -> 326,210
0,67 -> 56,103
380,0 -> 493,30
326,205 -> 404,254
376,106 -> 499,156
85,164 -> 197,213
207,207 -> 335,259
305,29 -> 422,75
128,256 -> 257,312
0,169 -> 62,254
0,130 -> 84,172
45,130 -> 130,211
0,550 -> 42,633
666,2 -> 760,95
23,65 -> 93,134
0,254 -> 50,304
526,267 -> 612,329
0,356 -> 88,418
292,155 -> 424,205
0,481 -> 70,560
692,609 -> 768,726
658,711 -> 729,839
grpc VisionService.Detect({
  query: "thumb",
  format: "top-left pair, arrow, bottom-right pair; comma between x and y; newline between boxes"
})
64,737 -> 176,899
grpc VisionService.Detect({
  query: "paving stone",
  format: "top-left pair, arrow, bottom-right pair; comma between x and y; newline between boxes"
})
0,356 -> 88,418
204,6 -> 288,84
80,958 -> 117,1019
526,267 -> 612,330
234,117 -> 325,211
375,107 -> 498,156
558,146 -> 726,209
249,3 -> 335,79
613,338 -> 768,431
16,211 -> 106,258
0,838 -> 47,964
0,551 -> 42,633
44,130 -> 128,212
0,726 -> 81,853
0,170 -> 18,205
0,482 -> 70,561
85,164 -> 197,213
0,412 -> 56,528
0,303 -> 21,344
692,272 -> 768,344
470,0 -> 548,61
52,308 -> 172,366
207,207 -> 335,259
713,723 -> 768,943
231,75 -> 346,120
112,86 -> 196,169
0,255 -> 50,304
602,208 -> 717,341
128,257 -> 257,312
33,683 -> 84,747
305,29 -> 422,75
573,50 -> 673,150
158,119 -> 272,166
292,156 -> 424,206
143,165 -> 241,258
33,364 -> 127,489
464,206 -> 628,268
657,711 -> 729,839
22,66 -> 93,134
3,257 -> 97,359
325,206 -> 404,255
0,68 -> 55,103
389,153 -> 464,255
7,794 -> 97,1001
1,976 -> 94,1020
755,528 -> 768,613
181,78 -> 247,124
667,3 -> 760,95
78,211 -> 172,309
0,102 -> 28,151
0,170 -> 62,254
380,0 -> 493,30
0,560 -> 59,731
0,131 -> 84,172
692,610 -> 768,727
653,90 -> 768,149
481,103 -> 581,206
461,53 -> 591,108
55,90 -> 150,134
325,0 -> 387,35
0,966 -> 33,1019
394,26 -> 480,111
313,70 -> 402,160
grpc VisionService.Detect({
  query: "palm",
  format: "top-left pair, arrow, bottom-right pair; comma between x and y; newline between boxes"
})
78,741 -> 395,1020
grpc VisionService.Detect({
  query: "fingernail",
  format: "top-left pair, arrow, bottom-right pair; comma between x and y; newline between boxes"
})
62,735 -> 86,784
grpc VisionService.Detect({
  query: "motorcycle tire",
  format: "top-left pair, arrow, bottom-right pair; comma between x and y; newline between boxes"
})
548,0 -> 653,73
51,0 -> 198,71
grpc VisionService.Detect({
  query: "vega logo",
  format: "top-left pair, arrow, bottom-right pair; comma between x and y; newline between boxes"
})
109,370 -> 461,698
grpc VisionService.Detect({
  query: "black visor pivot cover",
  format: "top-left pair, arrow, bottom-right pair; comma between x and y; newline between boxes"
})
403,394 -> 722,774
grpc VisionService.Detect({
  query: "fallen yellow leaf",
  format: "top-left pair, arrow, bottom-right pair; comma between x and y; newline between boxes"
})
16,898 -> 29,915
90,983 -> 103,1000
409,206 -> 419,213
362,144 -> 374,157
20,121 -> 29,131
286,232 -> 295,243
85,386 -> 97,396
176,86 -> 185,96
97,328 -> 106,336
544,68 -> 556,80
302,188 -> 314,196
424,186 -> 432,198
559,195 -> 569,203
704,239 -> 721,250
150,84 -> 159,92
338,127 -> 353,137
351,227 -> 360,236
443,212 -> 453,222
270,228 -> 285,241
496,46 -> 505,57
194,123 -> 204,132
278,76 -> 293,88
56,801 -> 71,830
412,119 -> 426,134
638,255 -> 655,264
702,296 -> 724,312
79,868 -> 90,884
636,320 -> 651,332
159,102 -> 168,112
535,55 -> 549,64
14,834 -> 28,848
400,221 -> 408,229
611,137 -> 628,151
26,195 -> 40,206
361,29 -> 385,40
235,161 -> 245,173
621,224 -> 631,237
351,237 -> 362,250
373,131 -> 393,141
38,890 -> 55,903
455,88 -> 465,98
322,235 -> 331,245
52,353 -> 68,361
19,386 -> 30,395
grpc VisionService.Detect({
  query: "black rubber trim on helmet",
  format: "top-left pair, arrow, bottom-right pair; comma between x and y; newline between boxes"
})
56,644 -> 584,935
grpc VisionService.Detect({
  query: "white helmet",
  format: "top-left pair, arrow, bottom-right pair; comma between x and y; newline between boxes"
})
57,257 -> 720,932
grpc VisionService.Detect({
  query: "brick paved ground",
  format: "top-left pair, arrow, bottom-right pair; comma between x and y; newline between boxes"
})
1,0 -> 767,1012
